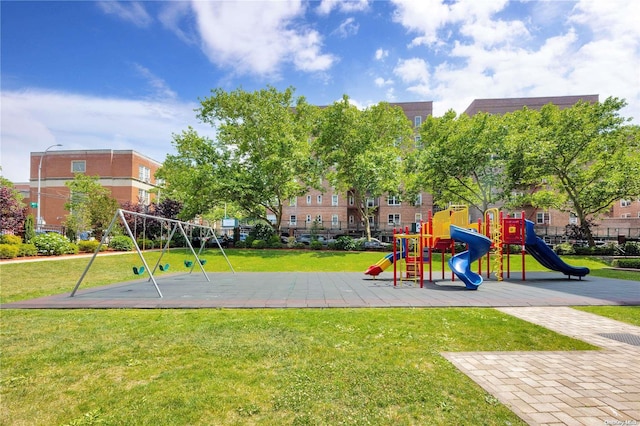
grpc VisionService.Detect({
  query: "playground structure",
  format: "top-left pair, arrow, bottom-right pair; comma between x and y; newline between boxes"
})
70,209 -> 235,298
365,205 -> 589,290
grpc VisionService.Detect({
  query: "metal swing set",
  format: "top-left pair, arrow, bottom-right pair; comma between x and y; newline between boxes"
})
70,209 -> 234,298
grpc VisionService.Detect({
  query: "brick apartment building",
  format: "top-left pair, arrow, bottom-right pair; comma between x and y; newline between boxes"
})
24,149 -> 161,229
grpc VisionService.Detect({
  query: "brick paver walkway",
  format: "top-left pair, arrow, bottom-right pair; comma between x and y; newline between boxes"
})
443,307 -> 640,425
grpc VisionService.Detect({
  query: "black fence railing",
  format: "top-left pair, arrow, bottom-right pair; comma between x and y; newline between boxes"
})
248,220 -> 640,243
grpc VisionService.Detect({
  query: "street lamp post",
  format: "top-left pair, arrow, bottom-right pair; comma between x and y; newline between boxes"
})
37,144 -> 63,231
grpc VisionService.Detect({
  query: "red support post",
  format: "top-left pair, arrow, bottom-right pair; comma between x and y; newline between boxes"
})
521,210 -> 526,281
393,228 -> 397,287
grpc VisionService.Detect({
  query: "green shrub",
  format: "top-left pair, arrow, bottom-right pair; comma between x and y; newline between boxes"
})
251,239 -> 267,249
109,236 -> 134,251
0,244 -> 19,259
18,243 -> 38,257
169,233 -> 187,248
334,236 -> 357,251
67,243 -> 79,255
249,223 -> 274,241
624,241 -> 640,256
33,232 -> 72,255
614,259 -> 640,269
78,240 -> 106,253
23,214 -> 35,243
267,236 -> 283,249
0,234 -> 22,245
136,238 -> 155,249
554,242 -> 575,255
573,246 -> 593,255
593,243 -> 616,256
310,240 -> 323,250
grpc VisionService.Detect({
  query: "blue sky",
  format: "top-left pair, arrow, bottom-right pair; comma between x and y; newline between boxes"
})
2,0 -> 639,183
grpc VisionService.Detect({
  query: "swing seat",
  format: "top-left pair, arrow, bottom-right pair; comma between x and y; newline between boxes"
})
184,260 -> 193,268
199,259 -> 207,265
132,266 -> 145,275
159,264 -> 170,272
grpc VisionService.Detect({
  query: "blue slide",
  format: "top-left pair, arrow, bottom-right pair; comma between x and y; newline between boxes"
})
448,225 -> 493,290
524,220 -> 589,278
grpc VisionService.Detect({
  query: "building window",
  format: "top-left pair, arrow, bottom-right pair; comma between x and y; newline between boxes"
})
332,194 -> 338,206
289,198 -> 297,207
387,195 -> 401,206
536,212 -> 550,224
71,160 -> 86,173
306,195 -> 312,205
388,214 -> 401,225
621,199 -> 631,207
332,214 -> 339,225
317,195 -> 322,204
138,165 -> 151,183
289,215 -> 297,226
414,116 -> 422,127
138,189 -> 150,206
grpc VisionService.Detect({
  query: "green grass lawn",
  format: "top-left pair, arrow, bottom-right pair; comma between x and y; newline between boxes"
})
1,249 -> 637,425
2,308 -> 596,426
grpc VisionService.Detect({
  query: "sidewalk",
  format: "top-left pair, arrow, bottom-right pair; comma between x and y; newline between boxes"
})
444,307 -> 640,425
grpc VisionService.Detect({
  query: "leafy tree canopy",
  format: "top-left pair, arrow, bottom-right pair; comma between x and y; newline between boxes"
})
313,96 -> 414,239
157,86 -> 321,231
409,110 -> 509,214
64,174 -> 119,239
505,97 -> 640,244
0,179 -> 27,235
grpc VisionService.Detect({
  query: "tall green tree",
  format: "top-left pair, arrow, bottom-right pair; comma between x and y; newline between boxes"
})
64,174 -> 119,240
408,111 -> 510,214
313,96 -> 414,240
506,97 -> 640,245
158,86 -> 321,231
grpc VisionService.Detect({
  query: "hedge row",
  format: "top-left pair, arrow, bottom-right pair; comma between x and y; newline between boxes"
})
612,258 -> 640,269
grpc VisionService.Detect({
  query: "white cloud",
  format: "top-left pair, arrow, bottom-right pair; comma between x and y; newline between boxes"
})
191,1 -> 335,77
158,2 -> 198,45
388,1 -> 639,121
316,0 -> 370,15
333,17 -> 359,38
390,0 -> 453,47
133,64 -> 178,101
97,1 -> 152,27
0,90 -> 211,183
374,77 -> 393,87
375,48 -> 389,61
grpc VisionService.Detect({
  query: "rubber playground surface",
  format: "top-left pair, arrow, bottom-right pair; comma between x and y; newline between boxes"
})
3,270 -> 639,309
